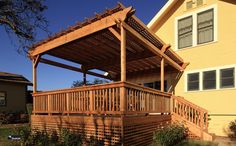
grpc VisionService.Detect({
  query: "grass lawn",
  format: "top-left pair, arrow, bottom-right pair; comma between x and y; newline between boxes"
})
0,124 -> 28,146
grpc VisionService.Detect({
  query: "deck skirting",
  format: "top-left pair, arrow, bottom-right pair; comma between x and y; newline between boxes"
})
31,114 -> 171,145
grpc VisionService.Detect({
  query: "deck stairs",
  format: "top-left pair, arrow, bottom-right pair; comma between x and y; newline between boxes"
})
171,96 -> 213,141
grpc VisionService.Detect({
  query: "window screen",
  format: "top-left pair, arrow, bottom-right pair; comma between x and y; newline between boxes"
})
197,9 -> 214,44
220,68 -> 235,88
203,70 -> 216,90
178,16 -> 193,49
187,73 -> 199,91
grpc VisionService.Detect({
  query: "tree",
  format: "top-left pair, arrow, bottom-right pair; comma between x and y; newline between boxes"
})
0,0 -> 49,54
72,78 -> 109,88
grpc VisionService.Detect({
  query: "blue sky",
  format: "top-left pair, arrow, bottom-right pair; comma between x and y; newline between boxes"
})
0,0 -> 166,91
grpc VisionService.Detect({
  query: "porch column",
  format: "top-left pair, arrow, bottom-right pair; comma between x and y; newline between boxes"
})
161,57 -> 165,92
120,24 -> 126,114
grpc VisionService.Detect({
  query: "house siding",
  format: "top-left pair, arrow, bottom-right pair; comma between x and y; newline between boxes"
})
151,0 -> 236,136
0,81 -> 27,112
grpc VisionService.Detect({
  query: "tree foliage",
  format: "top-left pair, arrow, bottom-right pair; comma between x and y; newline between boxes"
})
0,0 -> 48,54
72,78 -> 109,87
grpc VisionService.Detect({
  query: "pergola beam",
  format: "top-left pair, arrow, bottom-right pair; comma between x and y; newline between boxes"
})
29,7 -> 133,57
121,22 -> 184,71
39,58 -> 110,80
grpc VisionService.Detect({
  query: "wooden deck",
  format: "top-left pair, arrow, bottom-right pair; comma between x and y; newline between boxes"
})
31,82 -> 210,145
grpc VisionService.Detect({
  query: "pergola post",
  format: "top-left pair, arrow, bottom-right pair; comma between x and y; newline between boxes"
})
32,61 -> 37,93
121,25 -> 126,82
120,24 -> 126,114
83,72 -> 86,85
161,57 -> 164,92
32,55 -> 40,93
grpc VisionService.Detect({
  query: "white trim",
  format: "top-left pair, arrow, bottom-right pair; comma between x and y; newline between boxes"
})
184,64 -> 236,92
174,4 -> 218,51
147,0 -> 177,29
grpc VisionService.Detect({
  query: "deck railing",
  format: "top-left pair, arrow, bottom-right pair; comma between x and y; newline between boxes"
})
172,95 -> 208,131
33,81 -> 172,115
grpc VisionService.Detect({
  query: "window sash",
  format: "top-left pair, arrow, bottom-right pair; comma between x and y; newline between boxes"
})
220,68 -> 235,88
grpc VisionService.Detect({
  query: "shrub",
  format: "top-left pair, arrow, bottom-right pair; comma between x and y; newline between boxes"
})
18,126 -> 31,145
152,124 -> 188,146
50,130 -> 59,144
229,120 -> 236,138
61,128 -> 82,146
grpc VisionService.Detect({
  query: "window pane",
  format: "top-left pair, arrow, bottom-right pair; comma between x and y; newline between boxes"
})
203,70 -> 216,90
178,16 -> 193,49
197,9 -> 214,44
220,68 -> 235,88
187,73 -> 199,91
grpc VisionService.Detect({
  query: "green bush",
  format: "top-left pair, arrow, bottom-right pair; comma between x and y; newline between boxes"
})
229,120 -> 236,138
152,124 -> 188,146
61,128 -> 82,146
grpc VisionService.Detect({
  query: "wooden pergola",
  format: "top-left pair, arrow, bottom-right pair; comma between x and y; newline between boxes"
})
27,4 -> 210,146
29,4 -> 186,93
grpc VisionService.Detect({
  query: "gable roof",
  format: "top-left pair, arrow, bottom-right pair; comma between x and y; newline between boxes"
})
147,0 -> 178,30
0,72 -> 32,85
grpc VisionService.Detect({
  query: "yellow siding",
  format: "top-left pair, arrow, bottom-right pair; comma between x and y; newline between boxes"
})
152,0 -> 236,136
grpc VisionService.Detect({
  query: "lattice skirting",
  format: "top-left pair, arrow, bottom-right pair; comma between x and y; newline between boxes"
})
31,114 -> 171,145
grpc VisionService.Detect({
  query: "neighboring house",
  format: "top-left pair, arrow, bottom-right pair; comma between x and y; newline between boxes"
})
148,0 -> 236,136
0,72 -> 32,113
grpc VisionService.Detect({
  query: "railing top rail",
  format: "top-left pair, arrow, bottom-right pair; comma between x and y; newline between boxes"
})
33,81 -> 172,97
33,81 -> 125,96
124,82 -> 172,97
172,95 -> 208,113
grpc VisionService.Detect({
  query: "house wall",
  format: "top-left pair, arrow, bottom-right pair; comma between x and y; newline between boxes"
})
0,81 -> 27,112
150,0 -> 236,136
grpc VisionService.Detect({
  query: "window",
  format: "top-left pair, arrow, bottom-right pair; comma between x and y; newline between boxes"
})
176,5 -> 216,50
144,80 -> 168,92
0,92 -> 6,106
187,73 -> 199,91
220,68 -> 235,88
186,66 -> 236,92
197,9 -> 214,44
178,16 -> 193,49
203,70 -> 216,90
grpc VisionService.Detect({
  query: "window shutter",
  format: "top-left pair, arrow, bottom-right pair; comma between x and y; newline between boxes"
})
178,16 -> 193,49
197,9 -> 214,44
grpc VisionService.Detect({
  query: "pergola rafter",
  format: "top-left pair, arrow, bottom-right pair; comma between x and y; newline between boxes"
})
28,3 -> 187,93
